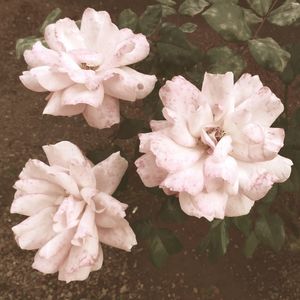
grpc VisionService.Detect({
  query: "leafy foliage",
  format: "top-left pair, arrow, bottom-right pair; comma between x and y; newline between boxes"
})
39,8 -> 62,33
178,0 -> 209,16
118,9 -> 138,30
139,5 -> 162,36
246,0 -> 272,17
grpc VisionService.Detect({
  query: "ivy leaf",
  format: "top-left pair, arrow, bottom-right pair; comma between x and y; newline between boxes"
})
255,214 -> 285,251
149,228 -> 182,267
268,0 -> 300,26
248,38 -> 291,72
40,8 -> 62,33
206,46 -> 246,78
246,0 -> 272,16
180,22 -> 198,33
118,9 -> 138,31
159,197 -> 187,223
161,5 -> 177,17
244,232 -> 259,258
139,5 -> 162,36
16,36 -> 44,59
203,3 -> 252,41
156,0 -> 177,5
233,215 -> 252,236
178,0 -> 209,16
243,8 -> 263,25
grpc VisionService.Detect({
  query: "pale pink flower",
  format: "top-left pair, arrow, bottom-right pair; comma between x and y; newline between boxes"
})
135,73 -> 292,221
20,8 -> 157,129
11,141 -> 136,282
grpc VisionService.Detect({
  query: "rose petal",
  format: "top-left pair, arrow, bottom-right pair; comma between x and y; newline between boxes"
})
225,194 -> 254,217
19,71 -> 47,92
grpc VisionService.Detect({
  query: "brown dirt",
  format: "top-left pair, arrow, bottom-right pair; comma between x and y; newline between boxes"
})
1,0 -> 300,299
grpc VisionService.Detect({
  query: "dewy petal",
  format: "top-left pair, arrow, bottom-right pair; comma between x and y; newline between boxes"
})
225,194 -> 254,217
161,161 -> 204,196
102,67 -> 156,101
233,73 -> 263,106
12,207 -> 56,250
135,153 -> 167,187
11,194 -> 59,216
24,41 -> 59,68
43,91 -> 86,116
200,72 -> 234,119
93,152 -> 128,195
149,134 -> 202,172
19,71 -> 47,92
98,218 -> 137,251
30,66 -> 73,92
235,86 -> 284,127
159,76 -> 200,117
61,83 -> 104,108
80,8 -> 119,54
179,191 -> 228,221
83,94 -> 120,129
45,18 -> 86,52
43,141 -> 86,168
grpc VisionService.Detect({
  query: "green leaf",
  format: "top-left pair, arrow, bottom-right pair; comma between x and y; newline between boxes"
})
206,46 -> 246,78
233,215 -> 252,236
209,220 -> 230,259
246,0 -> 272,16
255,214 -> 285,251
203,3 -> 252,41
243,8 -> 263,25
139,5 -> 162,36
248,38 -> 291,72
161,5 -> 177,17
208,0 -> 238,3
268,0 -> 300,26
149,228 -> 182,267
159,197 -> 187,223
197,234 -> 210,253
16,36 -> 44,59
156,0 -> 177,5
244,232 -> 259,258
40,8 -> 62,33
133,220 -> 154,240
118,9 -> 138,31
180,22 -> 198,33
178,0 -> 209,16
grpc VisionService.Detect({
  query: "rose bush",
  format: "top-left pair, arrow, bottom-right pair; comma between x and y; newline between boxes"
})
136,73 -> 292,221
11,141 -> 136,282
20,8 -> 157,129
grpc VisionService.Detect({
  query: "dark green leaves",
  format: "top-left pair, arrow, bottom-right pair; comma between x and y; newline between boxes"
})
118,9 -> 138,31
40,8 -> 62,33
246,0 -> 272,16
255,214 -> 285,251
159,197 -> 187,223
139,5 -> 162,36
203,2 -> 252,41
233,215 -> 252,236
156,0 -> 177,5
16,36 -> 44,59
180,22 -> 198,33
178,0 -> 209,16
244,232 -> 259,258
248,38 -> 291,72
206,46 -> 246,78
268,0 -> 300,26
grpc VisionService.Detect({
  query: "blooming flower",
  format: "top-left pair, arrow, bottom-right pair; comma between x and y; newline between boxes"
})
135,73 -> 292,221
11,141 -> 137,282
20,8 -> 157,129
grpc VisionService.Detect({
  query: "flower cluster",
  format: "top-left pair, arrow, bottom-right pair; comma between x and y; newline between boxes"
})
11,141 -> 136,282
20,8 -> 156,129
135,73 -> 292,221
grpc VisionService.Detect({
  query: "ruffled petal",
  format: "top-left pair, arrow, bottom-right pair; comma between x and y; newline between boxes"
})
19,71 -> 47,92
43,91 -> 86,116
225,194 -> 254,217
135,153 -> 167,187
83,94 -> 120,129
93,152 -> 128,195
45,18 -> 86,52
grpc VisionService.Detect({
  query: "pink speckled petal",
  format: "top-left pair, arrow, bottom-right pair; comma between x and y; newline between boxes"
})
43,91 -> 86,116
45,18 -> 86,52
24,41 -> 59,68
93,152 -> 128,195
135,153 -> 167,187
83,94 -> 120,129
179,191 -> 228,221
159,76 -> 200,117
225,194 -> 254,217
61,83 -> 104,107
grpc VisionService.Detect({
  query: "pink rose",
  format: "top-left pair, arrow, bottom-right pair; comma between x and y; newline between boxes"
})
20,8 -> 157,129
135,73 -> 292,221
11,141 -> 136,282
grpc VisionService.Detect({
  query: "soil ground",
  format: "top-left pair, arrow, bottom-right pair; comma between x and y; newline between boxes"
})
0,0 -> 300,299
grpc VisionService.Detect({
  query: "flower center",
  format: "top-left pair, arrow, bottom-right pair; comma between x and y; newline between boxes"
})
199,126 -> 226,153
80,62 -> 100,71
206,127 -> 225,142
